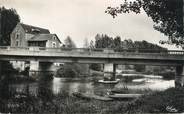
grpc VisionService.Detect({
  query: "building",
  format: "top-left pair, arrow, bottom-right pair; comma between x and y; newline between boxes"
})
28,34 -> 61,48
10,23 -> 62,48
10,23 -> 62,72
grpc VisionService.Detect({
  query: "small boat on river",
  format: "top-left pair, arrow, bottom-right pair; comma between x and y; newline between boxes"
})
98,79 -> 120,84
108,93 -> 142,99
72,92 -> 113,101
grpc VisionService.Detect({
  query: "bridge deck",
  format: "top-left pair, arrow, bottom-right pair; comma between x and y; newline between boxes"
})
0,46 -> 183,65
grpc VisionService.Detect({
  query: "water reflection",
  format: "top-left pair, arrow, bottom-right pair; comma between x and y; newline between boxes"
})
51,78 -> 114,95
8,74 -> 175,96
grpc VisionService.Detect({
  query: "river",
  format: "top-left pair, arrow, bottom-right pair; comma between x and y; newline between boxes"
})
7,74 -> 175,96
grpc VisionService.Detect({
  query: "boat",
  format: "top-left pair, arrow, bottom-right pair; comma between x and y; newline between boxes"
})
108,93 -> 142,99
72,92 -> 113,101
98,79 -> 120,84
132,78 -> 147,83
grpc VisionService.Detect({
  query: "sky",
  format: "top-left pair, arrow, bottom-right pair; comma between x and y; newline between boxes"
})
0,0 -> 180,49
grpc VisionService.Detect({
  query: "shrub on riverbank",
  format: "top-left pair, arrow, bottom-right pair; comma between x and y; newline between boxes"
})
160,72 -> 175,80
56,63 -> 90,78
56,63 -> 79,78
89,63 -> 102,71
0,87 -> 184,113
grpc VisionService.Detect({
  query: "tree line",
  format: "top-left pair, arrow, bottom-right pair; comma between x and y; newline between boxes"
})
87,34 -> 167,51
62,34 -> 167,51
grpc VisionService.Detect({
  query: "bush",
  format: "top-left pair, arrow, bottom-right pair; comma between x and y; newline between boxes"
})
56,63 -> 79,78
160,72 -> 175,80
39,73 -> 53,81
134,65 -> 145,72
89,64 -> 102,71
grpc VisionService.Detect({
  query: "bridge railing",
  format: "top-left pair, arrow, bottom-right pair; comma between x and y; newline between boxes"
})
38,48 -> 184,55
38,47 -> 104,52
1,46 -> 184,55
114,49 -> 168,53
112,48 -> 184,55
168,50 -> 184,55
0,46 -> 30,50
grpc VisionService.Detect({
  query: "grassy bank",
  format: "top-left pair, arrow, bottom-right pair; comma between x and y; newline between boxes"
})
0,87 -> 184,113
123,87 -> 184,113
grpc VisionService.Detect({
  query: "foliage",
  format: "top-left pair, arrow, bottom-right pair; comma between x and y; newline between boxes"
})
60,36 -> 89,77
1,61 -> 17,75
1,87 -> 184,113
63,36 -> 76,48
113,36 -> 121,49
61,37 -> 90,77
105,0 -> 183,48
94,34 -> 166,51
134,64 -> 145,72
160,72 -> 175,80
56,63 -> 89,77
95,34 -> 115,48
89,63 -> 102,71
56,63 -> 79,78
39,73 -> 53,81
123,88 -> 184,113
0,6 -> 20,46
89,40 -> 95,49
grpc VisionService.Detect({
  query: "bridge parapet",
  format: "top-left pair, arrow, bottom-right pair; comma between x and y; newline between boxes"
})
0,46 -> 184,55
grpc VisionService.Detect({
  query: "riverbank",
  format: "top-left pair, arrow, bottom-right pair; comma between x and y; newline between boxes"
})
0,87 -> 183,113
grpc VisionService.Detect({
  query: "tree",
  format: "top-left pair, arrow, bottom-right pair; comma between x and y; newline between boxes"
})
89,40 -> 95,49
64,36 -> 76,48
0,7 -> 20,46
113,36 -> 122,50
93,34 -> 167,51
106,0 -> 183,48
61,36 -> 90,77
83,37 -> 89,48
95,34 -> 114,48
123,39 -> 134,49
0,7 -> 20,80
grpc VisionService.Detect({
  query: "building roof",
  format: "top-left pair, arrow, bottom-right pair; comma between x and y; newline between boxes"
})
28,34 -> 62,43
20,23 -> 50,34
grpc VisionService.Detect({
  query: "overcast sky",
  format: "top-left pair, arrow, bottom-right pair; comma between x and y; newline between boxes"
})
0,0 -> 179,49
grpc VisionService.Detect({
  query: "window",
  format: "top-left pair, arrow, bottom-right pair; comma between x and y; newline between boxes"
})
52,42 -> 56,48
15,33 -> 20,46
16,34 -> 19,39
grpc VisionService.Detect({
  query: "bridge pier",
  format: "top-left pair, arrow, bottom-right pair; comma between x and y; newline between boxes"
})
175,65 -> 184,87
29,61 -> 55,79
103,63 -> 116,81
29,61 -> 39,79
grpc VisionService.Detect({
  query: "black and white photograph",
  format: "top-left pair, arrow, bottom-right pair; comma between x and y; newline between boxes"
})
0,0 -> 184,113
